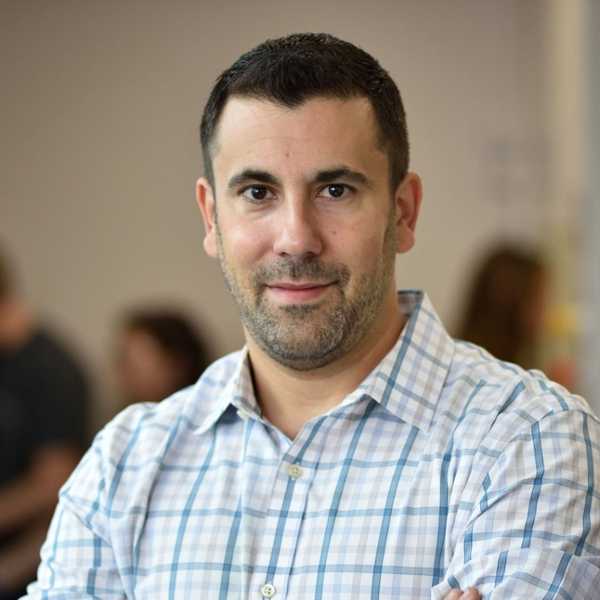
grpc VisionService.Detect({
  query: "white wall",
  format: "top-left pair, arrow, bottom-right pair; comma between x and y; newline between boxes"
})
1,0 -> 553,424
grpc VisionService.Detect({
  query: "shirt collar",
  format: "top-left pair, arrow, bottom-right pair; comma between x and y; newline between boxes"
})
192,291 -> 454,435
191,347 -> 258,435
352,291 -> 455,432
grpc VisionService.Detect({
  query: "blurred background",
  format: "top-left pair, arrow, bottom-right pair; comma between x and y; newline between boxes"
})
2,0 -> 599,429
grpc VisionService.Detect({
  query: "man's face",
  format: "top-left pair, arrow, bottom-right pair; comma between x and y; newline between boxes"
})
198,96 -> 420,370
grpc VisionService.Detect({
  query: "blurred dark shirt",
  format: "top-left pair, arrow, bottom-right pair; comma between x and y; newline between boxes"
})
0,328 -> 89,539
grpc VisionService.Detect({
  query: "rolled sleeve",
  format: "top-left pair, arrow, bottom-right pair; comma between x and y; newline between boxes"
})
433,408 -> 600,598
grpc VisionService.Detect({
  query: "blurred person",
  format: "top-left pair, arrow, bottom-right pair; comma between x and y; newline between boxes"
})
24,34 -> 600,599
456,244 -> 547,369
456,244 -> 577,388
0,248 -> 89,599
114,308 -> 210,405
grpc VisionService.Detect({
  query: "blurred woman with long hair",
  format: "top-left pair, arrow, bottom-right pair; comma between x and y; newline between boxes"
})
456,244 -> 547,369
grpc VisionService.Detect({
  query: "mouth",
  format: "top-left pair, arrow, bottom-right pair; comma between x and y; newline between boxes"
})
265,281 -> 336,303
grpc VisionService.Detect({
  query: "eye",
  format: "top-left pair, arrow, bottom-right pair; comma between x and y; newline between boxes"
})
241,185 -> 274,203
319,183 -> 352,199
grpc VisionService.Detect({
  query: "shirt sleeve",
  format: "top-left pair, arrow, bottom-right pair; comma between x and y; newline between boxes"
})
431,408 -> 600,599
21,437 -> 126,598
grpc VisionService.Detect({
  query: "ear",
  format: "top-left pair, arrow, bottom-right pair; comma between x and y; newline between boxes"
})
393,172 -> 422,254
196,177 -> 218,258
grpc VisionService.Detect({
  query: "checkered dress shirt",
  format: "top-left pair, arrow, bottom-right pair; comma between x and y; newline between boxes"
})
24,292 -> 600,598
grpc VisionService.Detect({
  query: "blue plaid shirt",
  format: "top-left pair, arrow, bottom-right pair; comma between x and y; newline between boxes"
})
25,292 -> 600,598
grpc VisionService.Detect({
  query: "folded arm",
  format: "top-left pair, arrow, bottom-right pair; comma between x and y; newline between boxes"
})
432,408 -> 600,598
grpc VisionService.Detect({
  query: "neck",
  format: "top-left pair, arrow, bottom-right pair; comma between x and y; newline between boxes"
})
247,294 -> 405,440
0,299 -> 35,351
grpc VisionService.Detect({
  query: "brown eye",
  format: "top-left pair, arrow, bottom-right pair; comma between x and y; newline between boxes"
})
328,184 -> 345,197
242,185 -> 273,202
320,184 -> 352,199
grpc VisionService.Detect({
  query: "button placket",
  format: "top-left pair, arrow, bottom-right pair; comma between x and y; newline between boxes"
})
253,423 -> 322,600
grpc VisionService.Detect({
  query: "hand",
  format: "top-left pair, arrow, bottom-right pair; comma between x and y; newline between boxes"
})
444,587 -> 481,599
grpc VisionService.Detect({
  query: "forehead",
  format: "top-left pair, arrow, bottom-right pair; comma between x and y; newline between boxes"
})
211,96 -> 386,183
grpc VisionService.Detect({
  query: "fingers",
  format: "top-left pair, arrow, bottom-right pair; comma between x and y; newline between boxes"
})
444,587 -> 481,600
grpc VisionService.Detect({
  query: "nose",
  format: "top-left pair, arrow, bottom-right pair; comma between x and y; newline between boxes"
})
272,199 -> 323,258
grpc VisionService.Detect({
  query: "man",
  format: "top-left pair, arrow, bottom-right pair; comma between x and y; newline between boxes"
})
25,34 -> 599,598
0,249 -> 89,599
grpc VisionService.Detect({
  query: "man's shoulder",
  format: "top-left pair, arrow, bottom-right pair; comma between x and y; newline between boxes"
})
27,327 -> 82,366
95,350 -> 244,461
446,340 -> 595,434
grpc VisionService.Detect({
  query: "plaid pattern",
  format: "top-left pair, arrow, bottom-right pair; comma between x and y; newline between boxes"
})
24,292 -> 600,598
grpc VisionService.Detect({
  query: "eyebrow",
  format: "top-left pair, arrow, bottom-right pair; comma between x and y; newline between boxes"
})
227,165 -> 372,191
313,167 -> 372,188
227,169 -> 280,190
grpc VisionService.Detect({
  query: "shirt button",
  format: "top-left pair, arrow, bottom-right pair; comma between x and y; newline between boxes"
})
288,464 -> 303,480
261,582 -> 276,598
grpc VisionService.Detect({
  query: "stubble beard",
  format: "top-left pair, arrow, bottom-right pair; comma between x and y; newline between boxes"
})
215,216 -> 397,371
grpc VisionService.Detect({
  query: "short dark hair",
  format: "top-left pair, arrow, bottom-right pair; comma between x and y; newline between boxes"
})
200,33 -> 409,191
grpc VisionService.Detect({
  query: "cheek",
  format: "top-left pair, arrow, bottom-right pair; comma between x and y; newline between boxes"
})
220,219 -> 272,266
332,223 -> 384,268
